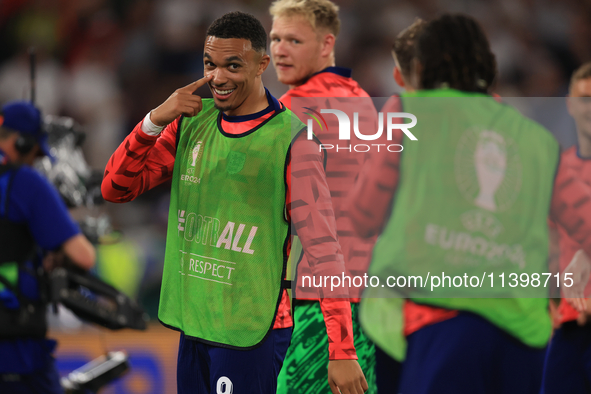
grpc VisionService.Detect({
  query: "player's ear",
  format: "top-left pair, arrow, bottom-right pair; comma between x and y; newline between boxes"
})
320,33 -> 336,58
394,67 -> 406,89
257,53 -> 271,76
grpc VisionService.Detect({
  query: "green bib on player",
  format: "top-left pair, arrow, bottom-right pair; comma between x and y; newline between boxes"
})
158,99 -> 296,348
368,89 -> 559,348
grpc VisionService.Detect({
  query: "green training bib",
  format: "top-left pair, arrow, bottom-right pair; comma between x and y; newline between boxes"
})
159,99 -> 299,348
368,89 -> 559,348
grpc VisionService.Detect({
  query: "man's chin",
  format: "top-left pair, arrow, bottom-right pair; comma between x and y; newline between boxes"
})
214,100 -> 232,112
277,72 -> 298,86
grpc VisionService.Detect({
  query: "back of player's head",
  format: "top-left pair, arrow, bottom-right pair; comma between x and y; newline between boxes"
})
269,0 -> 340,37
414,14 -> 497,93
570,62 -> 591,91
392,18 -> 426,81
206,12 -> 267,53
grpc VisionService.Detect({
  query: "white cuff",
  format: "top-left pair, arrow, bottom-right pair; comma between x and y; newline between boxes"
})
141,111 -> 165,136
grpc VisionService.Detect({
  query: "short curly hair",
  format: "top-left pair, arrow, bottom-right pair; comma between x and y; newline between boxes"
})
392,18 -> 426,81
206,12 -> 267,52
415,14 -> 497,93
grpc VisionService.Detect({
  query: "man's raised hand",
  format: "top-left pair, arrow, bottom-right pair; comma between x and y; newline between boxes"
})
151,75 -> 213,127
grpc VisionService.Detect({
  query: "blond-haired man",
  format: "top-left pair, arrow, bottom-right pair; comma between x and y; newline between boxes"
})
269,1 -> 375,393
543,62 -> 591,394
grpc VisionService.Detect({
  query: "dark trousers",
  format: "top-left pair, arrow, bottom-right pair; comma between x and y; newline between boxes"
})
399,312 -> 546,394
177,327 -> 292,394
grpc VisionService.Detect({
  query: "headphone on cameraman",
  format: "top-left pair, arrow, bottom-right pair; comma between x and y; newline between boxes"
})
0,108 -> 47,156
14,133 -> 37,156
0,108 -> 42,156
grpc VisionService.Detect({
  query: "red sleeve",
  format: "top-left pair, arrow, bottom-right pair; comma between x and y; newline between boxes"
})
287,132 -> 357,360
101,117 -> 180,202
346,97 -> 404,237
550,160 -> 591,257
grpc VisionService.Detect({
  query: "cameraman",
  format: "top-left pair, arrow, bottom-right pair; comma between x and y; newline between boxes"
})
0,101 -> 95,393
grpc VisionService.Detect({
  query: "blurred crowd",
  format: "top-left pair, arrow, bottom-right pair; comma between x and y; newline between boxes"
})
1,0 -> 590,319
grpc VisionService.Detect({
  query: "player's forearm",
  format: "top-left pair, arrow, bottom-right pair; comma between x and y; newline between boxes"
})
101,120 -> 176,203
62,234 -> 96,271
102,122 -> 158,202
295,209 -> 358,358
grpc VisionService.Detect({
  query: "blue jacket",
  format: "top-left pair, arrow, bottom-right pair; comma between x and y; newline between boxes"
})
0,149 -> 79,374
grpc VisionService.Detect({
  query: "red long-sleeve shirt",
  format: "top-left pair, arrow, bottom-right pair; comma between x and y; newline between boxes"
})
554,146 -> 591,324
280,67 -> 378,301
101,101 -> 357,360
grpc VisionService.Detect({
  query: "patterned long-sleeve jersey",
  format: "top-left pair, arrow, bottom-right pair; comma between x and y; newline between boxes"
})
101,103 -> 357,360
553,146 -> 591,324
280,66 -> 378,301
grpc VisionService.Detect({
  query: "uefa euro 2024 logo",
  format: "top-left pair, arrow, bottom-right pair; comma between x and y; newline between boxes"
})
191,141 -> 202,167
455,129 -> 522,212
186,141 -> 203,175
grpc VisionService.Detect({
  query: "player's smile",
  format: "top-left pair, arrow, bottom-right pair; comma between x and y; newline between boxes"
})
211,85 -> 236,100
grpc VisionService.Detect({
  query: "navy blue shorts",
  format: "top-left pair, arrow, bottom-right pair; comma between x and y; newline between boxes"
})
399,312 -> 546,394
177,327 -> 292,394
375,344 -> 402,394
542,322 -> 591,394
